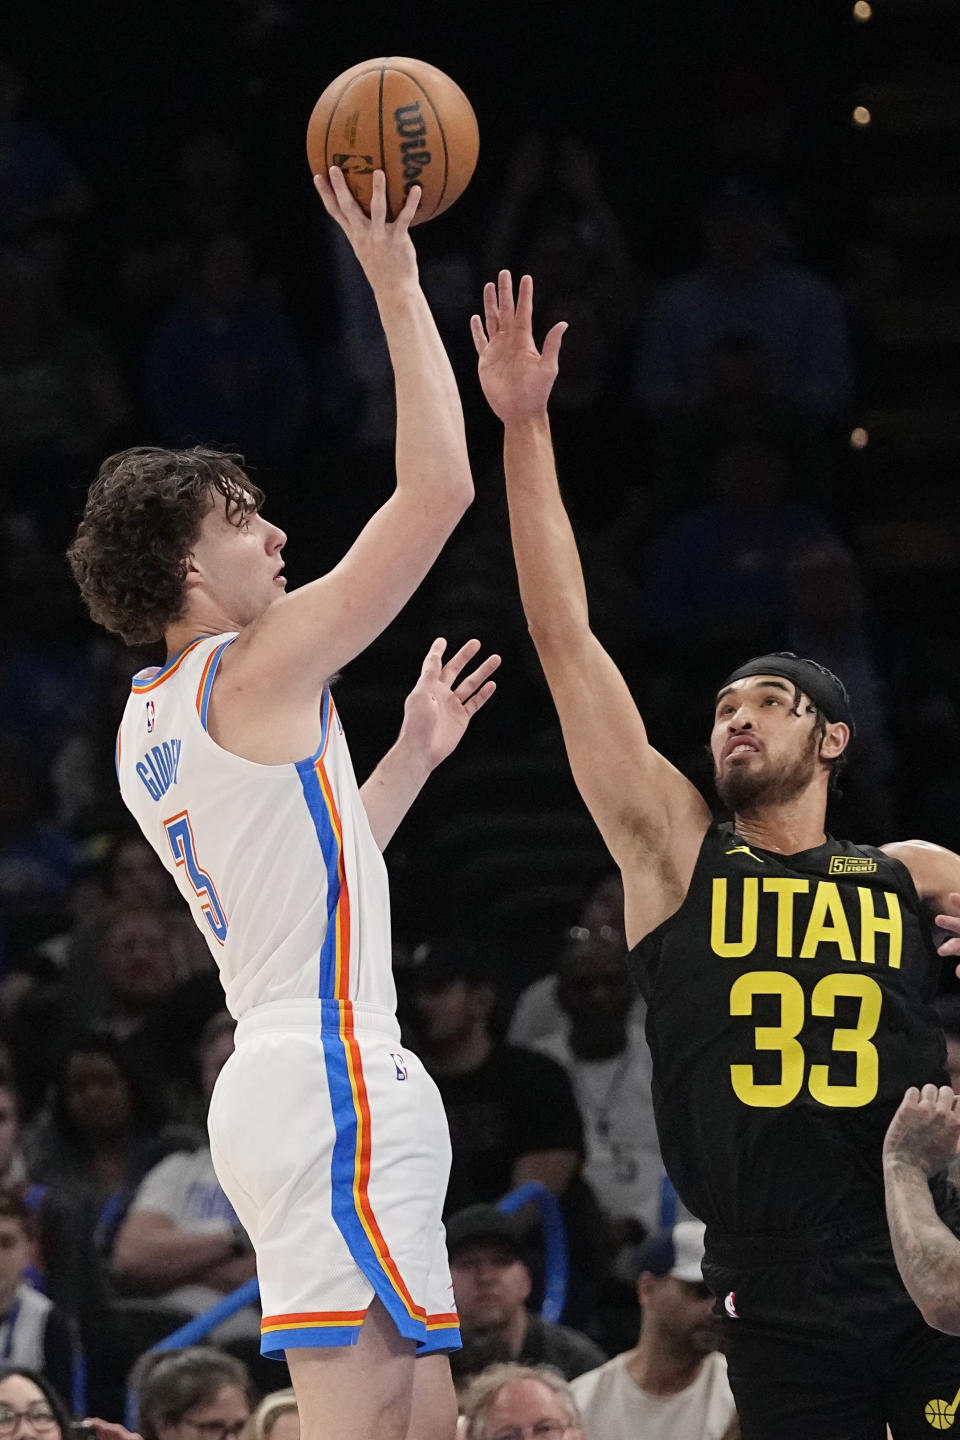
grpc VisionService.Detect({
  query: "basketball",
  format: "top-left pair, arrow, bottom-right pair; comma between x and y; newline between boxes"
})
306,57 -> 479,225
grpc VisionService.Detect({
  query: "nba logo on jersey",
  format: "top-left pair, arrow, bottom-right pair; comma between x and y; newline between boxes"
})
390,1052 -> 408,1081
724,1291 -> 739,1318
145,700 -> 156,733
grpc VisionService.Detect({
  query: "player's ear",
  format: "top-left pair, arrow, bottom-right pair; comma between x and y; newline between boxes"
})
820,721 -> 849,760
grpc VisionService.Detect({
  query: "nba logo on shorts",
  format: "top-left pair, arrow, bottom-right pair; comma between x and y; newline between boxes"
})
390,1052 -> 408,1081
146,700 -> 156,733
724,1291 -> 739,1318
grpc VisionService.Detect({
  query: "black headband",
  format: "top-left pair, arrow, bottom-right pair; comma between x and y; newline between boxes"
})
720,652 -> 855,735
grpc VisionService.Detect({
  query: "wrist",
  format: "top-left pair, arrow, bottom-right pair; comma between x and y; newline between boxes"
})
387,731 -> 434,784
503,412 -> 552,437
883,1154 -> 932,1181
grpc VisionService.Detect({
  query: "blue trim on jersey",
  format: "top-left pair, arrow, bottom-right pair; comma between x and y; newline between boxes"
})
130,635 -> 206,691
198,637 -> 236,731
319,1001 -> 427,1346
295,748 -> 341,999
261,1323 -> 362,1357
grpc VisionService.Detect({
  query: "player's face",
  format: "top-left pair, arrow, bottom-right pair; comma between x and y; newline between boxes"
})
710,675 -> 822,812
187,495 -> 287,628
449,1242 -> 532,1327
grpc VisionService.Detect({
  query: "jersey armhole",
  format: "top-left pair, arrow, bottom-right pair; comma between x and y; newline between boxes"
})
195,637 -> 238,732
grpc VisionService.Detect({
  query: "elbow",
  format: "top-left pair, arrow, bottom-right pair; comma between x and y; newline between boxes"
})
920,1298 -> 960,1336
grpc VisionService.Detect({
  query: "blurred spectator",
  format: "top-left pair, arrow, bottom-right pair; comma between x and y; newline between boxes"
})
23,1031 -> 180,1233
133,1347 -> 253,1440
636,178 -> 851,417
447,1206 -> 605,1382
531,935 -> 674,1242
508,874 -> 628,1051
571,1221 -> 738,1439
0,1365 -> 72,1440
644,440 -> 833,649
110,1014 -> 258,1341
408,941 -> 583,1215
0,64 -> 88,239
0,731 -> 75,923
460,1362 -> 585,1440
143,231 -> 307,471
0,247 -> 127,516
240,1390 -> 298,1440
0,1194 -> 79,1406
0,1084 -> 28,1189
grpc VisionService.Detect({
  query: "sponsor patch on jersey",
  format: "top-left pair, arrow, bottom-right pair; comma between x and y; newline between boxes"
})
724,1291 -> 739,1318
390,1051 -> 408,1081
828,855 -> 878,875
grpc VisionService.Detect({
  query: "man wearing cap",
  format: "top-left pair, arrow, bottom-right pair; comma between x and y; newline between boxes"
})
445,1203 -> 605,1382
572,1220 -> 738,1439
472,273 -> 960,1438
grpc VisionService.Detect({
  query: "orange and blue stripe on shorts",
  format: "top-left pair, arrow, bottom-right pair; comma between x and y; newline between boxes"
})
272,689 -> 460,1356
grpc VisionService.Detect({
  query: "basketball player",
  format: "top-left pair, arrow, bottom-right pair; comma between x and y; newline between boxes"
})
471,270 -> 960,1439
884,1084 -> 960,1336
67,169 -> 497,1440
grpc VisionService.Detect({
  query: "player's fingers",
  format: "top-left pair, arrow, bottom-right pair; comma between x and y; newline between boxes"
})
461,679 -> 497,716
936,913 -> 960,934
541,320 -> 569,369
901,1086 -> 921,1107
515,273 -> 534,332
938,937 -> 960,959
326,166 -> 366,225
497,269 -> 515,327
470,314 -> 488,355
420,637 -> 446,678
454,653 -> 502,700
369,169 -> 388,225
314,171 -> 345,222
921,1082 -> 940,1105
439,637 -> 482,684
482,281 -> 500,337
396,183 -> 421,230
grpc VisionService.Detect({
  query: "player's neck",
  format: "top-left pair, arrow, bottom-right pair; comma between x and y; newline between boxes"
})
625,1332 -> 706,1396
164,615 -> 227,662
733,791 -> 828,856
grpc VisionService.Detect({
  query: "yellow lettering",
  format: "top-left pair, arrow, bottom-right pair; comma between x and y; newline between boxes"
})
729,971 -> 805,1107
858,888 -> 902,968
800,881 -> 856,961
761,878 -> 810,958
711,877 -> 759,957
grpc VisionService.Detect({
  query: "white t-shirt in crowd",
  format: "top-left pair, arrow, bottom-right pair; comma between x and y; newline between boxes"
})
571,1349 -> 736,1440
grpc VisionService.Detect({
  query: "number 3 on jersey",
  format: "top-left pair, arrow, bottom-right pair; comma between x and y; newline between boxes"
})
164,811 -> 229,944
730,970 -> 882,1108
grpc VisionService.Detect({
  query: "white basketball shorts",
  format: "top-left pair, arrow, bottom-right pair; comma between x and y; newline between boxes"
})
207,998 -> 460,1358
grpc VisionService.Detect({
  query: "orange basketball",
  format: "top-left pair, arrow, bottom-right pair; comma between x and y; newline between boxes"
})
306,57 -> 479,225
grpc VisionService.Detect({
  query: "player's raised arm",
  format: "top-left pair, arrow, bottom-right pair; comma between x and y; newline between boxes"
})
471,272 -> 710,940
231,168 -> 474,696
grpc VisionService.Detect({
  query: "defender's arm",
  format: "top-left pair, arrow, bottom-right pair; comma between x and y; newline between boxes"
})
883,1085 -> 960,1334
881,840 -> 960,961
472,273 -> 711,943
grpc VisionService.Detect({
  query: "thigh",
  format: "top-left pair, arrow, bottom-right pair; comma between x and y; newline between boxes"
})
407,1353 -> 457,1440
724,1319 -> 885,1440
883,1322 -> 960,1438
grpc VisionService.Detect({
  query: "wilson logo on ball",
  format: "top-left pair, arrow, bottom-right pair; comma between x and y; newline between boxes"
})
394,103 -> 431,193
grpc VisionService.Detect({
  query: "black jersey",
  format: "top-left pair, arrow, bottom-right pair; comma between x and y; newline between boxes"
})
630,821 -> 947,1236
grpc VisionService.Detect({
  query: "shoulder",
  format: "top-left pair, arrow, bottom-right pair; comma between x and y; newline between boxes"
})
570,1352 -> 624,1402
880,839 -> 960,906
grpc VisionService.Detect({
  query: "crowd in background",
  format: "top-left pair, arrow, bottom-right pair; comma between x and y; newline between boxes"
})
1,0 -> 959,1434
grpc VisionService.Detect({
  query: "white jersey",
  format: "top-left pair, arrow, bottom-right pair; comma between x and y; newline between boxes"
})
117,633 -> 394,1017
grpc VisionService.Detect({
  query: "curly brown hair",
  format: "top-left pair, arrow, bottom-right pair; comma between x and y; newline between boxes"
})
67,445 -> 264,645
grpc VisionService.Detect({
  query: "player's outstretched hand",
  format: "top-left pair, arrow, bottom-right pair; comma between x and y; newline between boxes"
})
883,1083 -> 960,1176
935,893 -> 960,976
471,271 -> 567,423
314,167 -> 420,291
399,637 -> 500,772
